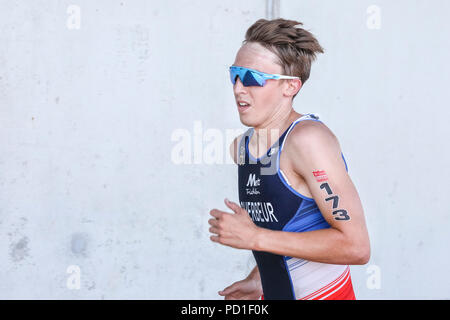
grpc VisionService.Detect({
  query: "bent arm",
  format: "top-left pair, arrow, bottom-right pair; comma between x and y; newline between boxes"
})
254,123 -> 370,265
248,265 -> 260,281
255,223 -> 368,265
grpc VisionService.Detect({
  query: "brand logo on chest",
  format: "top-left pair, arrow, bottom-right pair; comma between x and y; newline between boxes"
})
246,173 -> 261,195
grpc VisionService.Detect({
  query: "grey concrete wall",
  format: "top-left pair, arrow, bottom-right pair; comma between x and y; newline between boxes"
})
0,0 -> 449,299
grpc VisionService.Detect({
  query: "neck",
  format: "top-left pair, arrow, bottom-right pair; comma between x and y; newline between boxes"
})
251,107 -> 302,153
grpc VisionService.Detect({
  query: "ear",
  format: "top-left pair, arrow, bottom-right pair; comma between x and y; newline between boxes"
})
283,78 -> 302,97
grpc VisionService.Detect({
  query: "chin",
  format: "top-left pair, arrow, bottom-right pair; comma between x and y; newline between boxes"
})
238,115 -> 256,127
239,111 -> 266,128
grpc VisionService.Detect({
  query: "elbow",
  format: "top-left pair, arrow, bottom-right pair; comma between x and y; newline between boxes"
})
344,236 -> 370,265
350,242 -> 371,265
355,248 -> 370,265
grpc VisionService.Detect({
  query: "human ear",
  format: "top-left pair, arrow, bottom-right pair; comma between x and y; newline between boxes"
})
284,78 -> 302,96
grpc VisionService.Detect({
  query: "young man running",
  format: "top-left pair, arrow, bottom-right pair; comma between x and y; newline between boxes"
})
208,18 -> 370,300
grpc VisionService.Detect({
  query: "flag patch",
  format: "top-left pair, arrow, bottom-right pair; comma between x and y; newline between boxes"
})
313,170 -> 328,182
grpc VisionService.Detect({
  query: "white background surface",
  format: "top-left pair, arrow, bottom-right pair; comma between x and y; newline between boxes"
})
1,0 -> 449,299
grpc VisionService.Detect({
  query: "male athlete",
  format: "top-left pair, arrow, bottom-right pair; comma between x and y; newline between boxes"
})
208,18 -> 370,300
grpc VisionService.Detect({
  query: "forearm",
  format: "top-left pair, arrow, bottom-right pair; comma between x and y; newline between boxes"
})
247,265 -> 263,295
254,227 -> 368,265
247,265 -> 260,281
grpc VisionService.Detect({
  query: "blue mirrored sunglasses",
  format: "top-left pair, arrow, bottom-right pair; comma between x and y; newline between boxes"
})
229,66 -> 300,87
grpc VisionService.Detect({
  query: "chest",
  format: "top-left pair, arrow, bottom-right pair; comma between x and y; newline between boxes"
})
238,152 -> 306,230
246,135 -> 313,199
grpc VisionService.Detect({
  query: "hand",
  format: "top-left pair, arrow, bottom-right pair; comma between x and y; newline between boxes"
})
208,198 -> 260,250
218,276 -> 263,300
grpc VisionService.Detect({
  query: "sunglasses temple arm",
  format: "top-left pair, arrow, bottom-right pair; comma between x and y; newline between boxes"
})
274,75 -> 300,80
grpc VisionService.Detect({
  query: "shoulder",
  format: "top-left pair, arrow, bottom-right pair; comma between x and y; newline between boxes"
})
283,119 -> 341,167
229,133 -> 245,164
287,119 -> 339,149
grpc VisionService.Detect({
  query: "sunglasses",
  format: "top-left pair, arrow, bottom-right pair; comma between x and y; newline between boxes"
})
229,65 -> 300,87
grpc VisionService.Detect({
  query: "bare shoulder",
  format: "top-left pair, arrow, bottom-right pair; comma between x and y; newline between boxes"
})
229,133 -> 245,164
287,119 -> 338,145
283,119 -> 342,167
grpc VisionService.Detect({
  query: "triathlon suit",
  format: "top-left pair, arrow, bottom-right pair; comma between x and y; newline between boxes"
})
237,113 -> 356,300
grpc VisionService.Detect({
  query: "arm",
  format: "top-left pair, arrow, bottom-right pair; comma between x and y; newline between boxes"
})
255,122 -> 370,265
247,265 -> 261,282
210,122 -> 370,265
218,265 -> 262,300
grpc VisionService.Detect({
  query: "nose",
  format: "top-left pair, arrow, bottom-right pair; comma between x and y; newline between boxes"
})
233,77 -> 247,95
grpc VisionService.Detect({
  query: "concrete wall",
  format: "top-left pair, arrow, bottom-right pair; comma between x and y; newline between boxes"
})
0,0 -> 449,299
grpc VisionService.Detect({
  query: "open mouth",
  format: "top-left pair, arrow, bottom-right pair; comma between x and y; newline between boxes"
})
237,101 -> 251,113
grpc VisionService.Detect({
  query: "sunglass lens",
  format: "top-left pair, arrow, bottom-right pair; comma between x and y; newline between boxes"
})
230,69 -> 240,85
243,70 -> 265,86
229,68 -> 266,87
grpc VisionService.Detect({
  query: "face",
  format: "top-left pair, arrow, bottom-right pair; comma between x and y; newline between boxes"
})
232,42 -> 298,127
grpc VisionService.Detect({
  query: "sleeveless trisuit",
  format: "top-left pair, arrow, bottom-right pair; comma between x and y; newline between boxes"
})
237,113 -> 356,300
